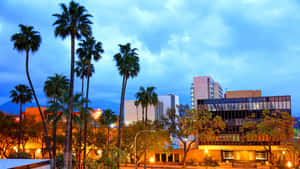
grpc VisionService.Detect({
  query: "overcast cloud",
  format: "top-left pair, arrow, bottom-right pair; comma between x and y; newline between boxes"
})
0,0 -> 299,115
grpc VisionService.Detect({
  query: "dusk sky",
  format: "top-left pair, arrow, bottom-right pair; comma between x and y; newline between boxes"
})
0,0 -> 299,116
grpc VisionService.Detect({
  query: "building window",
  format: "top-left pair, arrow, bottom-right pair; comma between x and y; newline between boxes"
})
168,154 -> 173,162
175,154 -> 179,162
256,151 -> 267,160
155,154 -> 160,162
223,151 -> 234,160
161,153 -> 166,162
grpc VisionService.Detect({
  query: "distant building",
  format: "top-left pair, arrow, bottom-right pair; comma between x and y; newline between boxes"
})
124,94 -> 179,125
191,76 -> 223,109
225,90 -> 262,99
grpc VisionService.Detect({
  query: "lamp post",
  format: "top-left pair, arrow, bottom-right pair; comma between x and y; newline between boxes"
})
134,130 -> 155,169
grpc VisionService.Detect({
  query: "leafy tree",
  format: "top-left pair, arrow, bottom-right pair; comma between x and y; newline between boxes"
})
20,114 -> 43,152
53,1 -> 92,168
0,112 -> 18,158
163,108 -> 225,165
9,84 -> 33,151
121,121 -> 171,165
77,36 -> 103,168
242,110 -> 294,165
11,24 -> 52,160
44,74 -> 69,168
114,43 -> 140,168
135,86 -> 158,169
99,109 -> 117,154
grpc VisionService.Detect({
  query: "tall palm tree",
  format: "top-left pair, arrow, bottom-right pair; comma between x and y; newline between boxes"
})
53,1 -> 92,168
75,58 -> 90,169
11,24 -> 52,161
114,43 -> 140,168
99,109 -> 117,155
135,86 -> 158,169
76,36 -> 103,168
9,84 -> 33,152
44,74 -> 69,169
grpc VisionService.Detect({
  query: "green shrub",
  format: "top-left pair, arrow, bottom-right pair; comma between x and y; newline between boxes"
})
56,153 -> 76,169
201,156 -> 219,167
8,152 -> 32,159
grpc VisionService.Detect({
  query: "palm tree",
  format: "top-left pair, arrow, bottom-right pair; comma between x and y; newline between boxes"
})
53,1 -> 92,168
9,84 -> 33,152
11,24 -> 52,161
75,58 -> 91,169
44,74 -> 69,169
135,86 -> 158,169
114,43 -> 140,168
76,36 -> 103,168
99,109 -> 117,155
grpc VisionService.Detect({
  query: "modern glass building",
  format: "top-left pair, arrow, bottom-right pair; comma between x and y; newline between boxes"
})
197,96 -> 291,145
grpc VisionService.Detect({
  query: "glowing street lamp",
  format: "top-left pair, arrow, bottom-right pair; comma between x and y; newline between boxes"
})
287,161 -> 292,168
13,146 -> 18,152
205,149 -> 208,154
282,151 -> 286,155
149,157 -> 155,163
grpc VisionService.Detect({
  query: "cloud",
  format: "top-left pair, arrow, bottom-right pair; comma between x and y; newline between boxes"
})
0,0 -> 300,115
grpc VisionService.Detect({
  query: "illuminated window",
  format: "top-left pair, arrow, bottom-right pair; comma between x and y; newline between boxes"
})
256,151 -> 267,160
223,151 -> 234,160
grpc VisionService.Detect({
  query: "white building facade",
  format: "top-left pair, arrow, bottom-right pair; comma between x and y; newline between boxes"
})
124,94 -> 179,125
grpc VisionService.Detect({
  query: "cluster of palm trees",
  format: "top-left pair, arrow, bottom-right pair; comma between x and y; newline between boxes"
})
10,1 -> 142,169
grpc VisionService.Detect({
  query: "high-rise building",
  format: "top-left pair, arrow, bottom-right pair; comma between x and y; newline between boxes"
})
124,94 -> 179,124
191,76 -> 223,109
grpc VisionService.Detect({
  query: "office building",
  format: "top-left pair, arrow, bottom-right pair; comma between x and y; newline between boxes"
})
191,76 -> 223,109
124,94 -> 179,124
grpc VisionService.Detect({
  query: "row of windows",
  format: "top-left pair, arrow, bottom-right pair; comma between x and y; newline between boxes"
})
200,96 -> 291,104
201,101 -> 290,111
155,153 -> 180,163
223,151 -> 267,161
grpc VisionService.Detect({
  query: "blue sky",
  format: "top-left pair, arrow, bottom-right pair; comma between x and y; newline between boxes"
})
0,0 -> 299,115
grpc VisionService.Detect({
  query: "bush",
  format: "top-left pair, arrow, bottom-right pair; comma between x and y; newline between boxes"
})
8,152 -> 32,159
98,155 -> 117,169
56,153 -> 77,169
200,156 -> 219,167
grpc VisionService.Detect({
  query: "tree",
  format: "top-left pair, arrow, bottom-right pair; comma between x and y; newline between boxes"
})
242,110 -> 294,166
75,58 -> 92,169
53,1 -> 92,168
9,84 -> 33,152
11,24 -> 52,161
99,109 -> 117,155
163,108 -> 225,165
114,43 -> 140,168
121,121 -> 171,165
77,36 -> 103,169
0,112 -> 18,158
44,74 -> 69,169
135,86 -> 158,169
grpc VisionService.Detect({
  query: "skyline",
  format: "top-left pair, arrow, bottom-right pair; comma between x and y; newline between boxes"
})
0,0 -> 299,115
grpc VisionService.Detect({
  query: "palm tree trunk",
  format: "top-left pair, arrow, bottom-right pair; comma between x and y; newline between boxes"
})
144,107 -> 148,169
78,76 -> 84,169
25,49 -> 52,161
53,122 -> 57,169
64,34 -> 75,169
83,62 -> 91,169
117,76 -> 127,169
18,103 -> 22,152
107,127 -> 110,154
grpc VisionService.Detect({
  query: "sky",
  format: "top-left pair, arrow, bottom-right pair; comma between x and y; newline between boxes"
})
0,0 -> 299,116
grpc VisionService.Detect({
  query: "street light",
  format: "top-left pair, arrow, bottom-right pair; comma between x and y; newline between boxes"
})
134,130 -> 155,169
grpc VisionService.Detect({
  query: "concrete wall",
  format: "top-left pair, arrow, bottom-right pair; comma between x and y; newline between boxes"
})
225,90 -> 262,98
